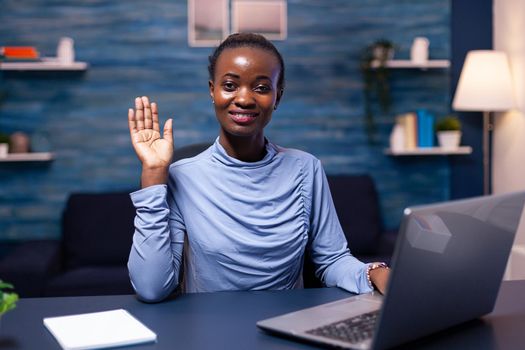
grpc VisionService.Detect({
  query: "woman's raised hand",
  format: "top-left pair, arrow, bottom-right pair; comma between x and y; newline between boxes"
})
128,96 -> 173,187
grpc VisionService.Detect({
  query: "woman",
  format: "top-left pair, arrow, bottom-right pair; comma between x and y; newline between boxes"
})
127,33 -> 389,302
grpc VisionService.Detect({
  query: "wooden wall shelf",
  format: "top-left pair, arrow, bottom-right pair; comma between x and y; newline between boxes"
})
385,146 -> 472,156
0,58 -> 88,71
371,59 -> 450,69
0,152 -> 54,162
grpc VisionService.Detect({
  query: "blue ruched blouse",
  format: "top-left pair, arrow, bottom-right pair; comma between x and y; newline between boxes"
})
128,138 -> 373,302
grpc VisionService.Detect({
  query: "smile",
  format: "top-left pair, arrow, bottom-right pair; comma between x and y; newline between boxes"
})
229,111 -> 259,124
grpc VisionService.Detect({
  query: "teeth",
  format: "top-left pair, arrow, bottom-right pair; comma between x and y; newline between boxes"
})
232,113 -> 256,118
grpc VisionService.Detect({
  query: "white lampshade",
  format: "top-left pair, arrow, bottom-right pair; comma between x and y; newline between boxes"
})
453,50 -> 515,111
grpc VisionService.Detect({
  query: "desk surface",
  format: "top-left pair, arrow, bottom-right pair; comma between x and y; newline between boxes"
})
1,280 -> 525,350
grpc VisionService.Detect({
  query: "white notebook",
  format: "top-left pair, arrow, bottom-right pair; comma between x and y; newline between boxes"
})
43,309 -> 157,350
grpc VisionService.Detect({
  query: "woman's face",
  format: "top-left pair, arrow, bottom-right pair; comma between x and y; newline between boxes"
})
209,47 -> 282,141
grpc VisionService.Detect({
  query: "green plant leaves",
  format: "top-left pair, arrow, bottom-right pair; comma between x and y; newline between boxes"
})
436,115 -> 461,131
0,279 -> 19,315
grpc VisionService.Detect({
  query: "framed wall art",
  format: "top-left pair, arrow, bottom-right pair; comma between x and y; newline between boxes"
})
231,0 -> 287,40
188,0 -> 229,47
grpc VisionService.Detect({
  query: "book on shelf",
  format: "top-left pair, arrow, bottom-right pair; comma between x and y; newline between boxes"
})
395,112 -> 417,150
0,46 -> 40,60
416,109 -> 435,148
390,110 -> 436,151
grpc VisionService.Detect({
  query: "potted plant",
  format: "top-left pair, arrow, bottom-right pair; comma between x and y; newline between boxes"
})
360,39 -> 395,142
0,280 -> 19,326
435,115 -> 462,149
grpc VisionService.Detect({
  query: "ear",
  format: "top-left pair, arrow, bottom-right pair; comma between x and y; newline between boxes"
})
208,80 -> 215,100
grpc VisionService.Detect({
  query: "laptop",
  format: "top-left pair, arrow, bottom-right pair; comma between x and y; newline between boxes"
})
257,191 -> 525,349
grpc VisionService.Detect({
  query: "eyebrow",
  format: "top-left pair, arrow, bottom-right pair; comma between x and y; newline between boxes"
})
222,72 -> 240,79
221,72 -> 272,81
255,75 -> 272,81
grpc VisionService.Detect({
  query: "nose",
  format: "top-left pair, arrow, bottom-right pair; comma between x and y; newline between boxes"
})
234,87 -> 256,108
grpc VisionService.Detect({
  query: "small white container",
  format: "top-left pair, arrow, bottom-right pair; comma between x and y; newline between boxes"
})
0,143 -> 8,158
57,37 -> 75,64
411,37 -> 429,64
389,124 -> 406,152
437,131 -> 462,149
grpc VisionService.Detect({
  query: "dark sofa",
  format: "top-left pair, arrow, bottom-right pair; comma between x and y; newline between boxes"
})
0,174 -> 396,297
303,175 -> 396,287
0,192 -> 136,297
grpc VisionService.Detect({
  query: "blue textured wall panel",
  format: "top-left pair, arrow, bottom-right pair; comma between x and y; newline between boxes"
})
0,0 -> 450,239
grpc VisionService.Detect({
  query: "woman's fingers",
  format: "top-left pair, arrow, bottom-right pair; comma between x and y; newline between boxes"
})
163,118 -> 173,144
128,108 -> 136,135
131,96 -> 168,143
135,97 -> 145,130
142,96 -> 153,129
152,102 -> 160,132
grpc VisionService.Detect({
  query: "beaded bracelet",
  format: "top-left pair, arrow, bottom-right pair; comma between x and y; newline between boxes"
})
366,262 -> 388,290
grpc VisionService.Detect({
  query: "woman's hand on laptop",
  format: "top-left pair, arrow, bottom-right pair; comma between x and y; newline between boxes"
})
369,267 -> 390,294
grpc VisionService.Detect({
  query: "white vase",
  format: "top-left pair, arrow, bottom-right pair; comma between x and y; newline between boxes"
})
57,37 -> 75,63
0,143 -> 8,158
389,124 -> 405,152
410,37 -> 429,64
437,131 -> 462,149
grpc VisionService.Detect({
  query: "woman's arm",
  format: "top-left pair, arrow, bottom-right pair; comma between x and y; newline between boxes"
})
307,159 -> 380,294
127,185 -> 184,302
369,266 -> 390,294
127,97 -> 183,302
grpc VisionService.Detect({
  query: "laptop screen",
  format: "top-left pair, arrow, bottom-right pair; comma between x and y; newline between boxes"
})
373,191 -> 525,349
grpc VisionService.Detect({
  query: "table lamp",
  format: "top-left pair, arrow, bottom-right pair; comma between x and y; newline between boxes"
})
452,50 -> 515,195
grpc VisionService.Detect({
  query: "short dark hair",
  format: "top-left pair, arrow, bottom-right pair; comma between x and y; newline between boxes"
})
208,32 -> 285,91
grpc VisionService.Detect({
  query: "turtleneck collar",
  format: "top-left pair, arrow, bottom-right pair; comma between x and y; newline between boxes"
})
211,136 -> 277,168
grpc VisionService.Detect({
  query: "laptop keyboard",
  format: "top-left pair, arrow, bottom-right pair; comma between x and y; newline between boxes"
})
305,310 -> 379,344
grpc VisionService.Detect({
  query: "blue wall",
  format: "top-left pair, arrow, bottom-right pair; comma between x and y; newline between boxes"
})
0,0 -> 451,240
450,0 -> 492,199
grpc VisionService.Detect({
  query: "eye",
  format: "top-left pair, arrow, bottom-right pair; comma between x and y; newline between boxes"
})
222,81 -> 236,92
254,84 -> 272,93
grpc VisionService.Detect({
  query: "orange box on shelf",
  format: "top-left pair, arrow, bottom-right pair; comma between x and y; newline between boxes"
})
1,46 -> 40,59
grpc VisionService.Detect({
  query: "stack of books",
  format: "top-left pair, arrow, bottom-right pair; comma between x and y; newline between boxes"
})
0,46 -> 40,60
390,110 -> 435,151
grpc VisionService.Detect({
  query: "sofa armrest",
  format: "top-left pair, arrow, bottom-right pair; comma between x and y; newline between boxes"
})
0,240 -> 61,297
377,229 -> 398,256
62,192 -> 135,269
354,229 -> 398,265
327,175 -> 383,255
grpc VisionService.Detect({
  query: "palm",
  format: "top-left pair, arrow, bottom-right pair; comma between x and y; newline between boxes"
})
132,129 -> 172,167
128,96 -> 174,169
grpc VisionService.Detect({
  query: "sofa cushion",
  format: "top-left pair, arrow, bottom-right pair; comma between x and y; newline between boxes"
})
62,192 -> 136,269
173,142 -> 212,161
0,240 -> 60,297
44,266 -> 133,297
327,175 -> 382,255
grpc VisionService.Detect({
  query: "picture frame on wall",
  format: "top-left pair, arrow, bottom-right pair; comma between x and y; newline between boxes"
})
188,0 -> 229,47
232,0 -> 287,40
